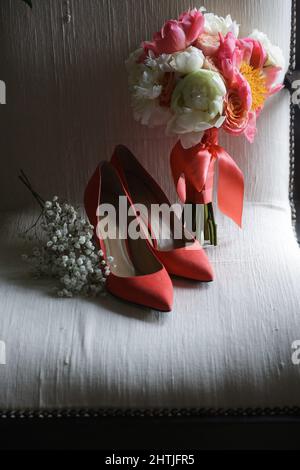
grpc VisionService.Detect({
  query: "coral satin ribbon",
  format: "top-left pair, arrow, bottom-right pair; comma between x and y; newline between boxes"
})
170,129 -> 244,227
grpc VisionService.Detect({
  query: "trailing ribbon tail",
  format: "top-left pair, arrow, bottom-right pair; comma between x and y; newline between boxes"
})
215,145 -> 244,227
170,129 -> 244,227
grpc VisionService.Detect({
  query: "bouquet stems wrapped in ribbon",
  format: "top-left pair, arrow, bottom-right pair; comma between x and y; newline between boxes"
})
126,7 -> 284,245
170,127 -> 244,245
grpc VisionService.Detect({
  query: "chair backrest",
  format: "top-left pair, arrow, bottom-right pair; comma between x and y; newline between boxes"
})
0,0 -> 291,210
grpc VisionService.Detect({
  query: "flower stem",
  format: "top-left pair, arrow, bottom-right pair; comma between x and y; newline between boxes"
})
206,202 -> 217,246
183,202 -> 218,246
18,170 -> 45,209
191,203 -> 197,233
203,204 -> 210,241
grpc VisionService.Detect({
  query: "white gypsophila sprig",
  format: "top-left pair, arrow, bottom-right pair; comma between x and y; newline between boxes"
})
21,195 -> 113,298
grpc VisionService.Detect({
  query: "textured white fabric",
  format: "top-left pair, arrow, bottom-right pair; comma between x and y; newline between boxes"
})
0,0 -> 300,409
0,0 -> 292,209
0,204 -> 300,409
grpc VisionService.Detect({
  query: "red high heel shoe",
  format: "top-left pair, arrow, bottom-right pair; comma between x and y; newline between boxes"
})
111,145 -> 214,282
84,161 -> 173,311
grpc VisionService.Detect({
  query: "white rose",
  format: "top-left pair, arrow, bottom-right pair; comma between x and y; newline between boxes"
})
169,47 -> 205,74
249,30 -> 285,69
167,69 -> 226,148
204,13 -> 239,37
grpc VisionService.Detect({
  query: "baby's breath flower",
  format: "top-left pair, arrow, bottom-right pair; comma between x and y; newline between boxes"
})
21,195 -> 113,298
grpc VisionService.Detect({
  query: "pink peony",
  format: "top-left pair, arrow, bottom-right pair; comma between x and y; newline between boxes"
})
214,32 -> 238,84
215,34 -> 267,83
142,9 -> 204,56
223,73 -> 252,136
238,38 -> 267,69
217,33 -> 279,143
178,8 -> 205,44
244,111 -> 257,143
143,21 -> 186,55
194,33 -> 220,56
264,65 -> 284,96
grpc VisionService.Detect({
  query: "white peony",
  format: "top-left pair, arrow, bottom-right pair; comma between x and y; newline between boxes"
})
145,47 -> 204,75
169,47 -> 205,74
204,13 -> 239,37
126,48 -> 172,127
249,30 -> 285,69
126,46 -> 205,129
131,93 -> 171,127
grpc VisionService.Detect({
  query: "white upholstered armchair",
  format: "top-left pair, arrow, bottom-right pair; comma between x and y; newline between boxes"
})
0,0 -> 299,423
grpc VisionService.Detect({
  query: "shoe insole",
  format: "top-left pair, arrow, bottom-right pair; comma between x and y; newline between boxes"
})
100,191 -> 140,277
99,190 -> 161,278
124,171 -> 190,251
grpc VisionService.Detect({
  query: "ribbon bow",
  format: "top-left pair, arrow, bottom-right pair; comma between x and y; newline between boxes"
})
170,128 -> 244,227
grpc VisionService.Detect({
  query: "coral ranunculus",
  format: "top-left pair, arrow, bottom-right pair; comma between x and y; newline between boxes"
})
143,9 -> 204,56
223,73 -> 252,136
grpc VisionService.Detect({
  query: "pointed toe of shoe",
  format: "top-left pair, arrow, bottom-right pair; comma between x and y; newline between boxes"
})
153,287 -> 173,312
106,268 -> 173,312
187,247 -> 214,281
156,242 -> 214,282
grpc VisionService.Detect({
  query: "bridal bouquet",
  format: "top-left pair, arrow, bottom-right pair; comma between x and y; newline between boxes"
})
126,7 -> 285,244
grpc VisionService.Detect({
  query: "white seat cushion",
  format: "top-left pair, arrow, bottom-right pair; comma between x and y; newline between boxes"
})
0,205 -> 299,409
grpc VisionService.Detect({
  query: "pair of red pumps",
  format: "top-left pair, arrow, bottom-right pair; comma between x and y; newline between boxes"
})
84,145 -> 214,312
